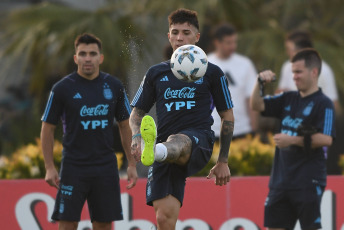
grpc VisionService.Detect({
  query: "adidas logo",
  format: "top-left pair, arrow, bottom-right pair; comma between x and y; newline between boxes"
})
73,93 -> 82,99
284,105 -> 291,111
160,76 -> 169,82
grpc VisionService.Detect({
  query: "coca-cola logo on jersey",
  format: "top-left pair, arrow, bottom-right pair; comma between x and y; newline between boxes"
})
80,104 -> 109,117
164,87 -> 196,99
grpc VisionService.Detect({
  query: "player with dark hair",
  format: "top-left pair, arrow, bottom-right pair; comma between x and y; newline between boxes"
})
41,33 -> 137,230
251,48 -> 335,230
277,30 -> 339,112
130,8 -> 234,230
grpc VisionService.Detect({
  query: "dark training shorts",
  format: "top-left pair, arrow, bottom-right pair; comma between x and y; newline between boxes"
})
264,185 -> 324,229
52,158 -> 123,222
146,128 -> 214,207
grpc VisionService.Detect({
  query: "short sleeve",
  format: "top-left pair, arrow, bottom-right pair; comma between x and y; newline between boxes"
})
41,86 -> 64,125
131,71 -> 156,112
316,100 -> 336,138
210,65 -> 234,112
115,84 -> 131,122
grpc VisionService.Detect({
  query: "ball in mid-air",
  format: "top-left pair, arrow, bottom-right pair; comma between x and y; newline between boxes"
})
170,44 -> 208,83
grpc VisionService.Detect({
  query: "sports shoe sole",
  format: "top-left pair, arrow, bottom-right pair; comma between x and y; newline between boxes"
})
140,115 -> 157,166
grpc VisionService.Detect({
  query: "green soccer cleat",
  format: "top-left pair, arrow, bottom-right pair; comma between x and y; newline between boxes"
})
140,115 -> 157,166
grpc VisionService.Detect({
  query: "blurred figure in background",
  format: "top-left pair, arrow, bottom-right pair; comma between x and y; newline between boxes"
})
277,30 -> 340,113
251,48 -> 335,230
208,23 -> 258,141
277,30 -> 342,175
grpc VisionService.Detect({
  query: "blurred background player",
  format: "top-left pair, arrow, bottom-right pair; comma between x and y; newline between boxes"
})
208,23 -> 258,140
130,8 -> 234,230
41,33 -> 137,230
277,30 -> 342,175
251,48 -> 335,230
277,30 -> 340,113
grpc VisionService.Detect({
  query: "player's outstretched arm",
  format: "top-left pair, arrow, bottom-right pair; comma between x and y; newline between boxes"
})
207,109 -> 234,186
129,107 -> 146,162
250,70 -> 276,112
118,119 -> 138,189
41,122 -> 60,189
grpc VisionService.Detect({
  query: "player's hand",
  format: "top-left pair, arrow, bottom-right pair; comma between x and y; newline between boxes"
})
258,70 -> 276,83
273,133 -> 292,148
131,135 -> 142,162
126,165 -> 138,189
45,167 -> 60,189
207,161 -> 231,186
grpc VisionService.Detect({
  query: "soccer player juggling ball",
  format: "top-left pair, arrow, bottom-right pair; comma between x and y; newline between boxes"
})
251,48 -> 335,230
129,8 -> 234,230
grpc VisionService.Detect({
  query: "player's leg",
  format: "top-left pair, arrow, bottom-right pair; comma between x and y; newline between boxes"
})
140,115 -> 192,166
292,185 -> 324,230
264,189 -> 297,230
87,162 -> 123,225
58,221 -> 78,230
52,165 -> 88,230
153,195 -> 181,230
160,133 -> 192,165
92,221 -> 112,230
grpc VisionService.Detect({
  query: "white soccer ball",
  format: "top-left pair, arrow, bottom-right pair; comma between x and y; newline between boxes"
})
170,44 -> 208,83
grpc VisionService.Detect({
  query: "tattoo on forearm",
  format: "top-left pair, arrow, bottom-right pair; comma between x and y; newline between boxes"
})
219,120 -> 234,163
129,108 -> 146,134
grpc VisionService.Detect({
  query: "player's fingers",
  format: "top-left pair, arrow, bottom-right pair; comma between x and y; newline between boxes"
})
55,177 -> 60,189
128,177 -> 137,189
127,181 -> 134,189
216,176 -> 223,186
48,180 -> 59,189
207,170 -> 214,179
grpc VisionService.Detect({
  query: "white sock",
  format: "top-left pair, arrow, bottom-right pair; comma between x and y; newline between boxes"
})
155,143 -> 168,162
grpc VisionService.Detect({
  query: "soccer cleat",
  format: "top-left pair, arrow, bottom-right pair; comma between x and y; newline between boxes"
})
140,115 -> 157,166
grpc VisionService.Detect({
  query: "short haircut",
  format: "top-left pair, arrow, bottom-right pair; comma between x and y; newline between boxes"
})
292,48 -> 322,75
213,23 -> 237,41
74,33 -> 102,52
168,8 -> 199,30
286,30 -> 313,50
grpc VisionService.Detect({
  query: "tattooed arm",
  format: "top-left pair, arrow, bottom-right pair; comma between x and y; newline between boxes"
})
129,107 -> 146,162
218,113 -> 234,163
207,108 -> 234,186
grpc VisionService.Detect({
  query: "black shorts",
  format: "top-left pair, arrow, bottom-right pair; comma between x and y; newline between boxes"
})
146,128 -> 214,207
264,185 -> 325,229
51,158 -> 123,222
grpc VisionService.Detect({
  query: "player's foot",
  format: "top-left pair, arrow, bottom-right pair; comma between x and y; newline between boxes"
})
140,115 -> 157,166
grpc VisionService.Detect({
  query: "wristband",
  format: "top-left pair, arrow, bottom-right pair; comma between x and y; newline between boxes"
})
132,133 -> 141,140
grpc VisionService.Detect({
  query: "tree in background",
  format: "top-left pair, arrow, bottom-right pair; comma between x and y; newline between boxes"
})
0,0 -> 343,172
0,1 -> 150,155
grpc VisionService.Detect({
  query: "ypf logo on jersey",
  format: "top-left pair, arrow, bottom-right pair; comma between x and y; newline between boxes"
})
80,104 -> 110,130
103,83 -> 113,100
164,87 -> 196,112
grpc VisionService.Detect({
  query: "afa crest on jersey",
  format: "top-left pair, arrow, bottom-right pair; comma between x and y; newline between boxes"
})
303,101 -> 314,116
103,83 -> 113,100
